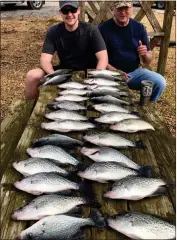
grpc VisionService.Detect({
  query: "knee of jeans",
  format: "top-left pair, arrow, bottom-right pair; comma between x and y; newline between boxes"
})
157,74 -> 166,91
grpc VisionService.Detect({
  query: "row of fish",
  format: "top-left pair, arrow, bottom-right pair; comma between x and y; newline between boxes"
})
11,69 -> 174,239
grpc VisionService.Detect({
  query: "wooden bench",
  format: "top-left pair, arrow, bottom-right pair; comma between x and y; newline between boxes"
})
1,71 -> 175,240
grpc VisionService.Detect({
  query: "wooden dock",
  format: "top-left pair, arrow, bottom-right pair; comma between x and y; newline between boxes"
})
1,71 -> 175,240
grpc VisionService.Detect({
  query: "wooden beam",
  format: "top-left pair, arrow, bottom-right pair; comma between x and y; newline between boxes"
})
87,1 -> 99,14
85,5 -> 95,22
134,1 -> 154,22
140,1 -> 162,32
93,2 -> 112,25
79,1 -> 85,21
150,36 -> 162,50
157,1 -> 175,75
148,32 -> 164,37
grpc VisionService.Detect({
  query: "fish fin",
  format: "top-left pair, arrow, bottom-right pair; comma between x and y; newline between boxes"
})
149,186 -> 167,197
135,140 -> 146,149
130,111 -> 141,117
138,166 -> 152,178
30,191 -> 42,195
89,209 -> 107,228
87,105 -> 95,111
71,230 -> 85,240
81,180 -> 101,208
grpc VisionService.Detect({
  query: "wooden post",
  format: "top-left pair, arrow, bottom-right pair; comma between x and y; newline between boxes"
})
79,1 -> 85,21
157,1 -> 175,75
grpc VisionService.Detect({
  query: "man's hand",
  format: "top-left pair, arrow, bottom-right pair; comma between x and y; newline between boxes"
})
122,72 -> 131,81
137,40 -> 148,56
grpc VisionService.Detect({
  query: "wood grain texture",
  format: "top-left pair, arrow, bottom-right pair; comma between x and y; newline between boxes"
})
1,100 -> 36,180
1,71 -> 176,240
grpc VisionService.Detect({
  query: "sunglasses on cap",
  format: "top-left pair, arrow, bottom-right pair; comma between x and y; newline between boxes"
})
61,7 -> 78,15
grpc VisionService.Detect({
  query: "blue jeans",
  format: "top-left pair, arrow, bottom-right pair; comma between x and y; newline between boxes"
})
127,68 -> 166,102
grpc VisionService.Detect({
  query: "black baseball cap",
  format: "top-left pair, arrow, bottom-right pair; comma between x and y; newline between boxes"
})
59,1 -> 79,10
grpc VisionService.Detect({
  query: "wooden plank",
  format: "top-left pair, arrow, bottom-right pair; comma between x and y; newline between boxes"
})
157,1 -> 175,75
1,86 -> 58,240
148,32 -> 164,37
150,36 -> 162,50
79,1 -> 86,21
134,1 -> 154,22
85,5 -> 96,22
93,2 -> 112,25
87,1 -> 99,14
140,1 -> 162,32
1,99 -> 36,180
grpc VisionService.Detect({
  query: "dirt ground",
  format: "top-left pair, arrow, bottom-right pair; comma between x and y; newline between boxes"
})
1,12 -> 176,137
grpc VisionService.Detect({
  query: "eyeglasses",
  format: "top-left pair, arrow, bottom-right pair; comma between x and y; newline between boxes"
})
61,7 -> 78,15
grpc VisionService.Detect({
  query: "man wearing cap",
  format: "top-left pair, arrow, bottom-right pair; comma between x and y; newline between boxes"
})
99,1 -> 166,102
25,0 -> 108,99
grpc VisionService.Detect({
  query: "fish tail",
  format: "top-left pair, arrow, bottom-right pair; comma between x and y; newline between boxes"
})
135,140 -> 146,149
47,103 -> 58,110
131,111 -> 140,116
139,166 -> 152,177
82,180 -> 101,208
89,209 -> 107,228
87,105 -> 95,111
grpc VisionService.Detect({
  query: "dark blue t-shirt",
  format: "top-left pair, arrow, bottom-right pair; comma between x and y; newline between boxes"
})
99,18 -> 150,73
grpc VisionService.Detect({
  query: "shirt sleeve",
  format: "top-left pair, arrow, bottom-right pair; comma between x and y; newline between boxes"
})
42,29 -> 56,55
141,25 -> 151,51
89,25 -> 107,53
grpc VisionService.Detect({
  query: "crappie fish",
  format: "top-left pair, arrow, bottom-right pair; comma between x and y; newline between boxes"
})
13,158 -> 68,177
47,101 -> 86,111
110,119 -> 155,132
80,147 -> 150,173
18,210 -> 106,240
88,69 -> 121,77
91,95 -> 131,106
58,81 -> 87,89
77,162 -> 150,183
84,78 -> 120,86
86,85 -> 119,91
27,145 -> 79,166
95,112 -> 139,124
89,89 -> 129,98
45,110 -> 88,121
59,89 -> 90,96
12,192 -> 100,220
41,120 -> 95,132
88,103 -> 130,114
104,177 -> 167,200
107,212 -> 175,239
40,74 -> 71,87
32,134 -> 83,148
14,172 -> 80,195
41,69 -> 72,81
55,94 -> 89,102
83,132 -> 144,149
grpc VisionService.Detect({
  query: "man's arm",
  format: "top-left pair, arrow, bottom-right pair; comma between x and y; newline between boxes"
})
95,50 -> 108,70
141,50 -> 153,65
40,53 -> 55,74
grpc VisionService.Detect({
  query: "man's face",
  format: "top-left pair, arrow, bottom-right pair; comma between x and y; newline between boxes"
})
60,5 -> 80,26
113,6 -> 132,24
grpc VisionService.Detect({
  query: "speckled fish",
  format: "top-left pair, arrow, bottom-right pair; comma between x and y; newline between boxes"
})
14,172 -> 80,195
11,191 -> 100,220
89,89 -> 129,98
91,85 -> 121,92
18,210 -> 106,240
95,112 -> 139,124
107,212 -> 175,239
32,134 -> 83,148
41,69 -> 72,81
80,147 -> 150,173
59,89 -> 90,96
45,110 -> 88,121
91,95 -> 131,106
47,101 -> 86,111
84,78 -> 120,87
27,145 -> 79,166
77,162 -> 149,183
55,95 -> 89,102
58,81 -> 87,89
88,69 -> 121,77
13,158 -> 68,177
104,177 -> 167,200
90,74 -> 124,81
83,132 -> 144,149
88,103 -> 130,114
41,120 -> 95,133
110,119 -> 155,132
40,74 -> 71,87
